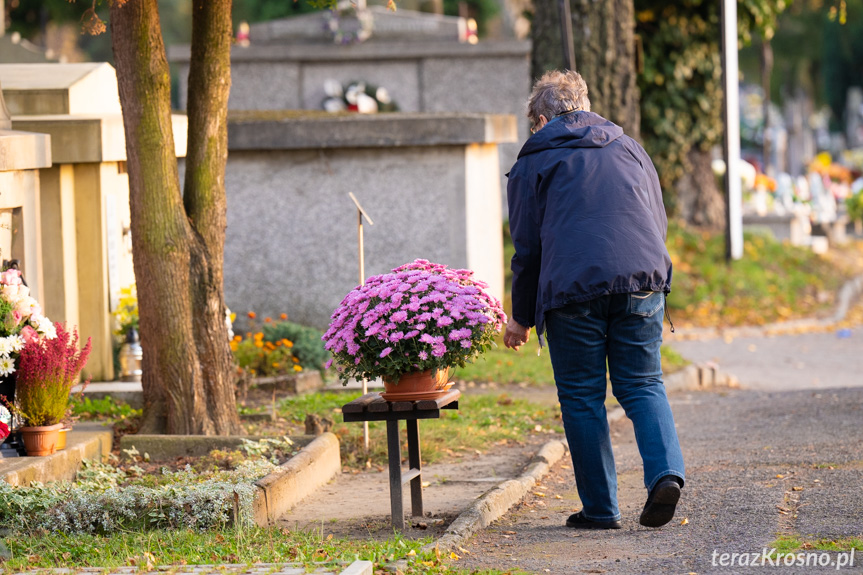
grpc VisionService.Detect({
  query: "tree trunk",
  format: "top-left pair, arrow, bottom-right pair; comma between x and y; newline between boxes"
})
110,0 -> 241,435
530,0 -> 640,138
183,0 -> 240,435
674,148 -> 726,231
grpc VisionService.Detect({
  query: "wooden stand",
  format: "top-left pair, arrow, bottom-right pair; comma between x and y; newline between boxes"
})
342,389 -> 460,529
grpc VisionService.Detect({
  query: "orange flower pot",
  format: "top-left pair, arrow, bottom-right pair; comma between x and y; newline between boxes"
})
381,368 -> 450,401
19,423 -> 64,456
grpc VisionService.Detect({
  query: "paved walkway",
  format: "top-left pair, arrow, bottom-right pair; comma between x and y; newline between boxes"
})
455,385 -> 863,574
448,320 -> 863,574
668,327 -> 863,391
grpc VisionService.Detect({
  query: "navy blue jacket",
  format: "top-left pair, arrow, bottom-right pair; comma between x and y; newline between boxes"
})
507,111 -> 672,336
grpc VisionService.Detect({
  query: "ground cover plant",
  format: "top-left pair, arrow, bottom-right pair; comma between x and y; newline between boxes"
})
0,526 -> 522,574
0,438 -> 297,535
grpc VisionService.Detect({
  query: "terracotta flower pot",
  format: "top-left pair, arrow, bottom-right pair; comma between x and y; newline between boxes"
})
381,368 -> 451,401
19,423 -> 64,456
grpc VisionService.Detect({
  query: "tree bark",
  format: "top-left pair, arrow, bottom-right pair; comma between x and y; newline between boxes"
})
110,0 -> 241,434
531,0 -> 640,138
674,148 -> 726,231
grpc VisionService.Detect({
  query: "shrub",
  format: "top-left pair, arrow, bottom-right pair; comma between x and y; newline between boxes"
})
262,320 -> 328,372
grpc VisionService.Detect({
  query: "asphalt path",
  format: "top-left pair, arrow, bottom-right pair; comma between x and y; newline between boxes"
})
668,328 -> 863,391
456,367 -> 863,573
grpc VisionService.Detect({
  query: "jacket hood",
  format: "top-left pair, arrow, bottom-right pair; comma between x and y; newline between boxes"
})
517,111 -> 624,159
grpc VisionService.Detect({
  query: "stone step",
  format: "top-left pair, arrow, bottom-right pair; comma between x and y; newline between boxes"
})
0,422 -> 113,486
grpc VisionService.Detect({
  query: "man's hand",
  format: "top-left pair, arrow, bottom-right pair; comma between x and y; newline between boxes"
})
503,319 -> 530,350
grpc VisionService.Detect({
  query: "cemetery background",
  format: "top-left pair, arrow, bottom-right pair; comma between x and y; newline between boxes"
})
0,1 -> 862,573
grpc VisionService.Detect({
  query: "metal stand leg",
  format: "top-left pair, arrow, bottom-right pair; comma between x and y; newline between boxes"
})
386,419 -> 404,530
407,419 -> 423,517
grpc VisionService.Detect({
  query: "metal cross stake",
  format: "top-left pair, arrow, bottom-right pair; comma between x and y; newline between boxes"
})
348,192 -> 374,452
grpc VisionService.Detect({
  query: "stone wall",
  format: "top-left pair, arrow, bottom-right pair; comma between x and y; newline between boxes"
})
217,112 -> 515,329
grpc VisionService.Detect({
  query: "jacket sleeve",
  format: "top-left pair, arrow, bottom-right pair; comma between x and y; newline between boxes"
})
507,165 -> 541,328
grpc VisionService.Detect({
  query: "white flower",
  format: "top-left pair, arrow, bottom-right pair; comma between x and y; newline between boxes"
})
30,314 -> 57,340
8,335 -> 24,352
0,337 -> 11,355
0,356 -> 15,377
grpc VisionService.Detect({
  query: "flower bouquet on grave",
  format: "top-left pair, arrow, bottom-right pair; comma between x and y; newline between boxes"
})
0,267 -> 58,446
323,259 -> 506,400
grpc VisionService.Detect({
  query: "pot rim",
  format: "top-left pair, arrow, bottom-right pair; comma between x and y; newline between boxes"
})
19,423 -> 65,432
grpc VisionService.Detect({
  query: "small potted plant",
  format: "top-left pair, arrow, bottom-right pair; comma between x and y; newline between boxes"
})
0,265 -> 57,447
9,323 -> 91,456
323,260 -> 506,400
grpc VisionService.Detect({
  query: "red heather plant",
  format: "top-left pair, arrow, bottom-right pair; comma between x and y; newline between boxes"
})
13,323 -> 92,427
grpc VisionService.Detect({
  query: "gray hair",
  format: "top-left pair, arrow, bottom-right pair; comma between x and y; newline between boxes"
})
527,70 -> 591,125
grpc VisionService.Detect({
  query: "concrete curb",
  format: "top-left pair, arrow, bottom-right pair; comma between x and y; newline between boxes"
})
425,439 -> 567,554
671,273 -> 863,341
1,422 -> 113,486
664,362 -> 739,392
253,432 -> 341,526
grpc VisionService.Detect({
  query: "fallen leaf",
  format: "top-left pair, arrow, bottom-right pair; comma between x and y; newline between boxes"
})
326,533 -> 333,540
406,550 -> 416,556
680,517 -> 689,525
450,552 -> 460,560
503,530 -> 517,535
776,474 -> 784,479
421,481 -> 431,488
457,546 -> 471,555
533,492 -> 546,497
792,486 -> 804,491
554,495 -> 563,499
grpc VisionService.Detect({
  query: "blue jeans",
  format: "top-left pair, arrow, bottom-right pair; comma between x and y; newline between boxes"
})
545,291 -> 685,522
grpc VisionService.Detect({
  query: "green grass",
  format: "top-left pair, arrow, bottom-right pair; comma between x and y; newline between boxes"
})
276,391 -> 563,469
665,221 -> 848,326
72,396 -> 142,421
769,535 -> 863,553
452,336 -> 689,385
0,527 -> 515,574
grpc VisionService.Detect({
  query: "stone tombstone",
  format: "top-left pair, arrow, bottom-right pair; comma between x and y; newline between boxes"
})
168,8 -> 531,212
0,81 -> 50,303
846,87 -> 863,149
216,111 -> 516,329
0,63 -> 188,381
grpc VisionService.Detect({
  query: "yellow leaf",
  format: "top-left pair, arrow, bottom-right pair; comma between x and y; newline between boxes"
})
533,492 -> 546,497
406,550 -> 416,556
422,561 -> 436,567
450,552 -> 460,560
680,517 -> 689,525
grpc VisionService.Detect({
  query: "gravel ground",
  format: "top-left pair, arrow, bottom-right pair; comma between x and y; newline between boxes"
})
455,387 -> 863,574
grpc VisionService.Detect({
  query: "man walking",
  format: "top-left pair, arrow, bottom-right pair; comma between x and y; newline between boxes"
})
503,70 -> 685,529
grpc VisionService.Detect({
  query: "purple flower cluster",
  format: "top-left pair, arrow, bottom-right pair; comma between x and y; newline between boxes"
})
323,259 -> 506,383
